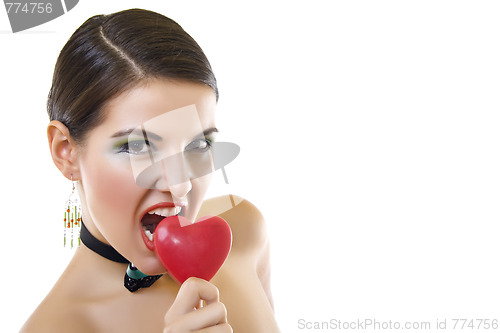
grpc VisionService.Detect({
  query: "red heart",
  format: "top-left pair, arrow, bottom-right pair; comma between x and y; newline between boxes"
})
154,215 -> 232,284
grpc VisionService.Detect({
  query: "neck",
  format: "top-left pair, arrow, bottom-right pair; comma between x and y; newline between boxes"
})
57,244 -> 129,299
80,221 -> 129,264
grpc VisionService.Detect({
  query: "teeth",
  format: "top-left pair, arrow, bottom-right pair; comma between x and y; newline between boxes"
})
146,206 -> 181,217
144,229 -> 153,241
143,206 -> 183,241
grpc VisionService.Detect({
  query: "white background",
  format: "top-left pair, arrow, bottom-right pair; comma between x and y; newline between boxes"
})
1,1 -> 500,332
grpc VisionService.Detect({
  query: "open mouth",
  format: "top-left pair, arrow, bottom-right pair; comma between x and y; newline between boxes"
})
141,206 -> 182,247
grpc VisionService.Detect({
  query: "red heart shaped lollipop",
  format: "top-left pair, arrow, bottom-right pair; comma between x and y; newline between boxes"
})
154,215 -> 232,284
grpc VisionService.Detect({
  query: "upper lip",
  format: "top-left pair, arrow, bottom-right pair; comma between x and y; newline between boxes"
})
139,202 -> 186,222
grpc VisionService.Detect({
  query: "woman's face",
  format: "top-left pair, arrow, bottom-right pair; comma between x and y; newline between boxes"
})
76,79 -> 217,275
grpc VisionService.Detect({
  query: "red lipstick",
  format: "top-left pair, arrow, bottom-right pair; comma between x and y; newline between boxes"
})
140,202 -> 185,251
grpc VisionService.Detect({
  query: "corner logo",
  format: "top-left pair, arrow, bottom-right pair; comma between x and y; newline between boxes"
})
3,0 -> 79,33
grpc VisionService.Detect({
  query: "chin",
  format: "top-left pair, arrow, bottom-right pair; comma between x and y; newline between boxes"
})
134,257 -> 167,276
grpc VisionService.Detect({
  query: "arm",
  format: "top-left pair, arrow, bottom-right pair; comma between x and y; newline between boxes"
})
209,195 -> 281,332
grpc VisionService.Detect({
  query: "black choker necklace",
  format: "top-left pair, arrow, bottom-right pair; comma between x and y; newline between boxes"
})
80,221 -> 163,292
80,222 -> 129,263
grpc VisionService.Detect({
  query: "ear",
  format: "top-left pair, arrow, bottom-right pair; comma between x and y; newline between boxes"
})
47,120 -> 81,180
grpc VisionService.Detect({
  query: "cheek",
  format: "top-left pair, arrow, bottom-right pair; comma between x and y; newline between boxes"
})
81,157 -> 139,222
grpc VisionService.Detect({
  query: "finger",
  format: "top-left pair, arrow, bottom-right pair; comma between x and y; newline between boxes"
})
164,302 -> 228,332
188,302 -> 229,328
165,277 -> 219,320
196,322 -> 233,333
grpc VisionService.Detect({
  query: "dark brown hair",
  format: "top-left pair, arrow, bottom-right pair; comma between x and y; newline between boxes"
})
47,8 -> 218,144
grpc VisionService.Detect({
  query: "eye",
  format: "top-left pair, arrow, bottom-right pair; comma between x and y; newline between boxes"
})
117,139 -> 154,155
185,138 -> 213,152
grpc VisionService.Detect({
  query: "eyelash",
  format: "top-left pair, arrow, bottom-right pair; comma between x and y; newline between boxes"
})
116,139 -> 153,155
115,137 -> 215,155
185,137 -> 214,152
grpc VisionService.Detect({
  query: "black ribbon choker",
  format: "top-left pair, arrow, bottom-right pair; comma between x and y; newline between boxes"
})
80,221 -> 163,292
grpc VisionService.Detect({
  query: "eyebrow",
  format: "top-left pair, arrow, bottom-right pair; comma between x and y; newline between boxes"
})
111,127 -> 219,140
111,128 -> 163,141
202,127 -> 219,137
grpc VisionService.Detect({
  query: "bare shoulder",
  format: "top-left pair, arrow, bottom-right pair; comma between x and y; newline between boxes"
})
199,194 -> 274,301
201,195 -> 280,331
198,194 -> 269,257
20,295 -> 93,333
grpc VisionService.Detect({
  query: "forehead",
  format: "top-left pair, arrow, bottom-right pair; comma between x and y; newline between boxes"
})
102,79 -> 217,132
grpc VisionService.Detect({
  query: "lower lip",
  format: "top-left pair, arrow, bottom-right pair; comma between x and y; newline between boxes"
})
141,227 -> 155,251
139,206 -> 185,251
139,203 -> 177,251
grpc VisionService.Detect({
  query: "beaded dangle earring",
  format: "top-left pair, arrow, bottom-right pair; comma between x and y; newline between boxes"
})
63,178 -> 82,248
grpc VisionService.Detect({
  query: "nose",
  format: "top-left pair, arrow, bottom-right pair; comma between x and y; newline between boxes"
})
134,152 -> 192,199
154,153 -> 192,199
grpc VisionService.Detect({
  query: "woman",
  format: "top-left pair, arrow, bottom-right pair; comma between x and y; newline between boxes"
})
21,8 -> 279,332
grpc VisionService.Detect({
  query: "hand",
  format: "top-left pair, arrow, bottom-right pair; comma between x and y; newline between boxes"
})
164,277 -> 233,333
